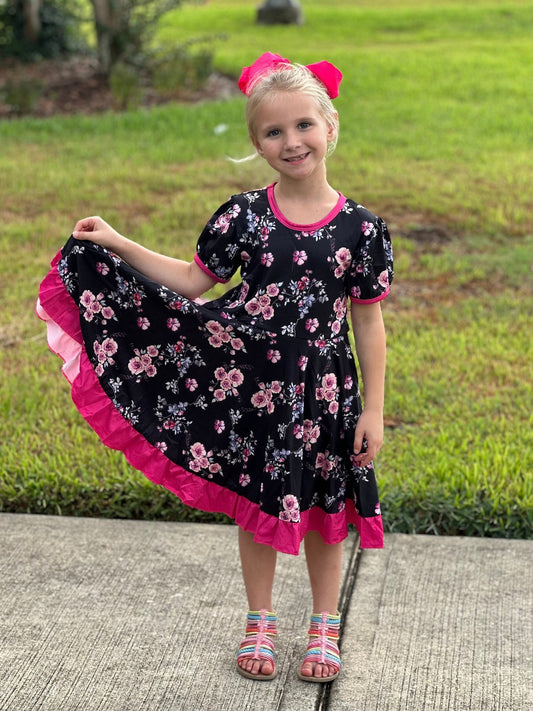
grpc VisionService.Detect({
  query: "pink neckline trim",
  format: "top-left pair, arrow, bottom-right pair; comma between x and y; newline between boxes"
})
267,183 -> 346,231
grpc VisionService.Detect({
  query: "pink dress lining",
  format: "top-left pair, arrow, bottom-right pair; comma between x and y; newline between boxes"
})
36,249 -> 384,555
267,183 -> 346,231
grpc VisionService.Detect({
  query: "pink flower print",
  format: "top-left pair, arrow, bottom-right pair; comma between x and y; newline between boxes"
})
245,299 -> 262,316
328,401 -> 339,414
155,442 -> 168,453
214,419 -> 225,434
239,473 -> 250,487
266,284 -> 279,297
331,320 -> 341,334
206,320 -> 224,335
344,375 -> 353,389
240,250 -> 251,262
209,463 -> 222,474
270,381 -> 282,394
306,318 -> 319,333
137,317 -> 150,330
95,363 -> 104,376
259,295 -> 270,308
208,334 -> 223,348
140,354 -> 152,369
231,337 -> 244,351
144,364 -> 157,377
298,355 -> 308,370
261,252 -> 274,267
220,376 -> 233,391
378,270 -> 389,289
213,389 -> 226,401
375,503 -> 381,515
167,317 -> 180,331
267,349 -> 281,363
214,366 -> 226,380
133,292 -> 142,307
80,290 -> 95,308
293,250 -> 307,265
280,494 -> 300,523
190,442 -> 206,459
334,297 -> 347,319
262,306 -> 274,320
186,378 -> 198,391
102,338 -> 118,356
213,204 -> 240,234
322,373 -> 337,390
228,368 -> 244,387
351,285 -> 361,300
302,419 -> 320,449
361,221 -> 374,236
128,356 -> 144,375
316,451 -> 334,479
96,261 -> 109,275
293,423 -> 304,439
101,306 -> 114,320
251,390 -> 268,408
334,247 -> 352,277
146,345 -> 159,358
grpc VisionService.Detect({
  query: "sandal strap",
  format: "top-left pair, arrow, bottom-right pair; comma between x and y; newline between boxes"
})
237,609 -> 277,664
303,612 -> 341,670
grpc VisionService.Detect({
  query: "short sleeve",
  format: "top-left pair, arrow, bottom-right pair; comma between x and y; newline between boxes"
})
347,213 -> 394,303
194,197 -> 247,283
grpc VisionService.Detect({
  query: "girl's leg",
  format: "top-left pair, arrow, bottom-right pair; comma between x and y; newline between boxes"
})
301,531 -> 343,679
238,527 -> 278,676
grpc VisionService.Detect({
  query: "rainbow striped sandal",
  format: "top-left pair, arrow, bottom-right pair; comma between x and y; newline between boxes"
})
236,609 -> 278,681
297,611 -> 341,683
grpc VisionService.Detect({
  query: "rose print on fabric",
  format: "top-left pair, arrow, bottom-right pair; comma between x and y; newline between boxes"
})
93,337 -> 118,376
188,442 -> 222,477
211,366 -> 244,401
315,372 -> 340,415
128,345 -> 159,379
279,494 -> 301,523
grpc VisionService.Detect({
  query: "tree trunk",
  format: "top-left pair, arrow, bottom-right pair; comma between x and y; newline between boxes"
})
21,0 -> 43,43
90,0 -> 129,75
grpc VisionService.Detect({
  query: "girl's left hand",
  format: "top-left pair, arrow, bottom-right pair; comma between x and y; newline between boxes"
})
352,409 -> 384,467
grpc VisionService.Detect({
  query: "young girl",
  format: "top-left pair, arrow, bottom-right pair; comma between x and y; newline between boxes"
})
37,52 -> 393,683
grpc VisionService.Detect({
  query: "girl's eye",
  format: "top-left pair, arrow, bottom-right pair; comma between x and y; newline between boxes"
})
267,128 -> 280,137
298,122 -> 311,129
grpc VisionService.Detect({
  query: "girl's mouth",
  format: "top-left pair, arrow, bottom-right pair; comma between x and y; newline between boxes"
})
284,153 -> 309,162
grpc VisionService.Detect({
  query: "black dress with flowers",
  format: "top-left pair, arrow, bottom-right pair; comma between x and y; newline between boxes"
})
37,184 -> 393,555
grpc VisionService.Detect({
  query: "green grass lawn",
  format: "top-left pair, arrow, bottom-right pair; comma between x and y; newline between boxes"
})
1,0 -> 531,538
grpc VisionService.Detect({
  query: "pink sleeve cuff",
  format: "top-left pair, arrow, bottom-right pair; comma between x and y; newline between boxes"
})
193,253 -> 230,284
350,288 -> 390,304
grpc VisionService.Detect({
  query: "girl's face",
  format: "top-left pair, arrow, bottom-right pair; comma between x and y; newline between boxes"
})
251,91 -> 337,182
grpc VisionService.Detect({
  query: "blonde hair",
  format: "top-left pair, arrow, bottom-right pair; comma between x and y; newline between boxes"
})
245,63 -> 339,157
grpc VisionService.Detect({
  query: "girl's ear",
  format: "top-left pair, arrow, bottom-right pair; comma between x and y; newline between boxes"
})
327,112 -> 339,142
250,134 -> 264,157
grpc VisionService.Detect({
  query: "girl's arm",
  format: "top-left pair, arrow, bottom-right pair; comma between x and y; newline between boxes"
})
73,216 -> 216,299
350,301 -> 387,467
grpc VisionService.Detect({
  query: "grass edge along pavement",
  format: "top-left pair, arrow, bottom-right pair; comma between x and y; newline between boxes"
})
1,0 -> 532,539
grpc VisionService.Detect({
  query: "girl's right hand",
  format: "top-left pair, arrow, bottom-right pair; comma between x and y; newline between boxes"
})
72,216 -> 123,251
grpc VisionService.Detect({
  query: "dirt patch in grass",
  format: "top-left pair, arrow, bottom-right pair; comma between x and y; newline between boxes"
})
0,55 -> 240,119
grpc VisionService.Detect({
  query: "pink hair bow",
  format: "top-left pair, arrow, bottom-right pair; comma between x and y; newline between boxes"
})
238,52 -> 343,99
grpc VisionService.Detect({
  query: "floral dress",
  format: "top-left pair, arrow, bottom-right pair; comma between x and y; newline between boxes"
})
37,184 -> 393,555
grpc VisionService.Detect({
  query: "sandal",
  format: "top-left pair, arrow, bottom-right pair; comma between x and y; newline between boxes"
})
297,611 -> 341,683
236,609 -> 278,680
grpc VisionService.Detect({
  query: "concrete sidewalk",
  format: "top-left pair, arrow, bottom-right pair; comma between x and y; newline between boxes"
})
0,514 -> 531,711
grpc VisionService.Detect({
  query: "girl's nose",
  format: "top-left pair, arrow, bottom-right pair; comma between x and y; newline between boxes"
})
284,130 -> 301,149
